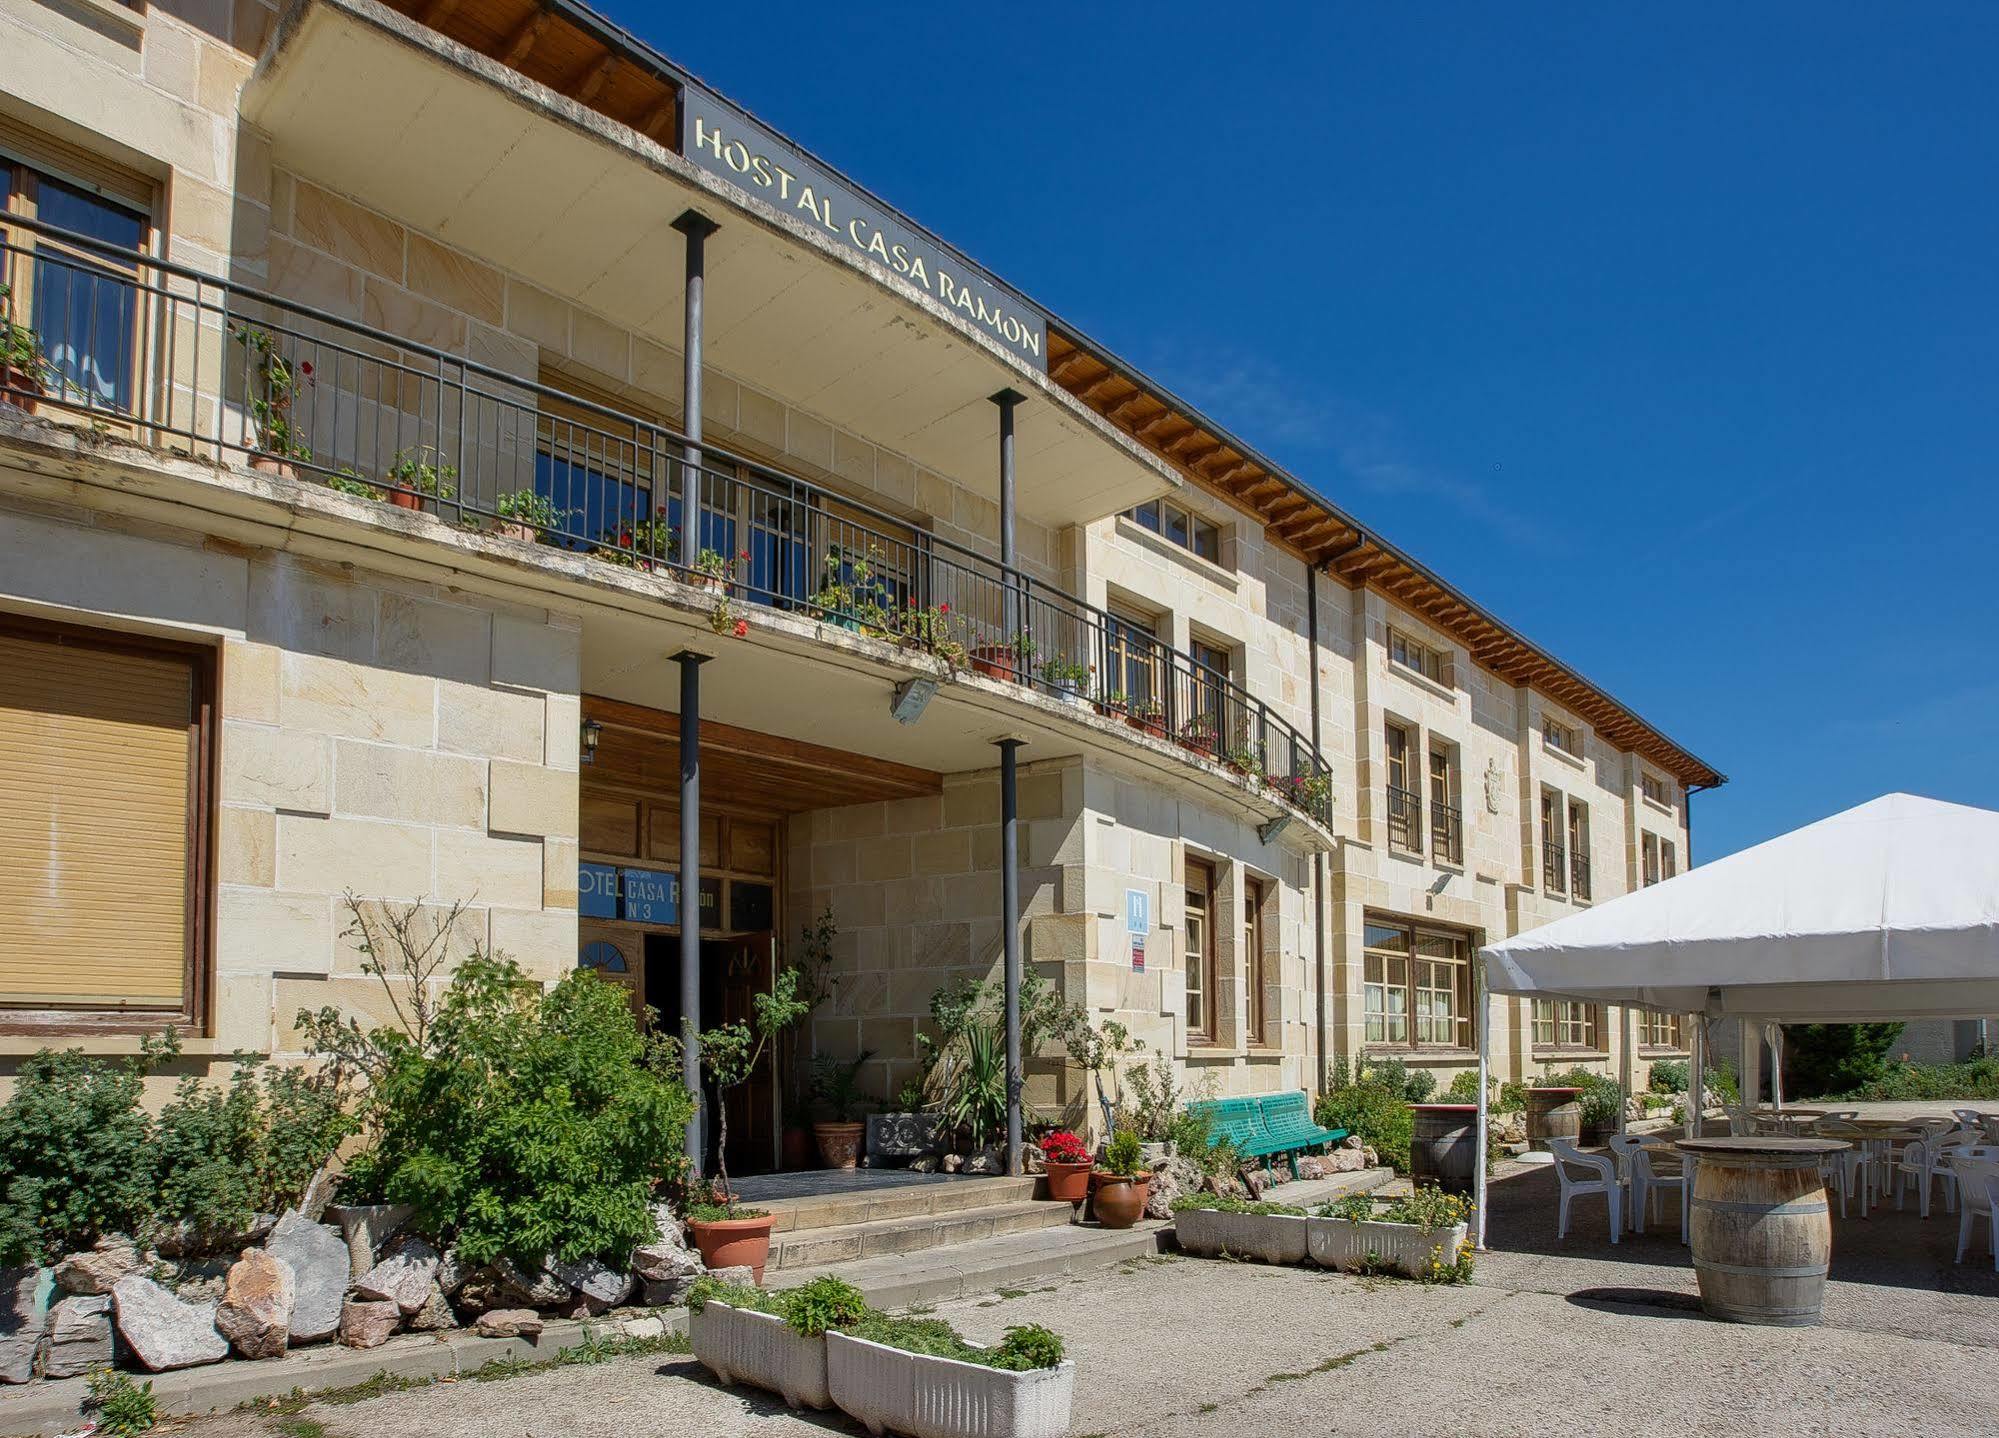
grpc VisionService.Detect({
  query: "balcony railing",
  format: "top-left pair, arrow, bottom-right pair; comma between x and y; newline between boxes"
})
1542,840 -> 1567,892
0,214 -> 1334,824
1429,800 -> 1463,866
1385,784 -> 1422,854
1570,851 -> 1592,901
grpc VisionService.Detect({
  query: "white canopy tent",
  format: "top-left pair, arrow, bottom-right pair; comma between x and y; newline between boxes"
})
1471,792 -> 1999,1245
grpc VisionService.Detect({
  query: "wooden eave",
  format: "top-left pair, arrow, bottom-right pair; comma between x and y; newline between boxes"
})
1047,327 -> 1723,788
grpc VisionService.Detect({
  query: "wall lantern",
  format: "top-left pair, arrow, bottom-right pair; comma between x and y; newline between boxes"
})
580,717 -> 604,765
890,677 -> 937,726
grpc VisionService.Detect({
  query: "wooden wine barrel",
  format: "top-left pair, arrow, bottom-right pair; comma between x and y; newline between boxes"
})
1524,1087 -> 1582,1152
1680,1137 -> 1847,1327
1410,1104 -> 1479,1195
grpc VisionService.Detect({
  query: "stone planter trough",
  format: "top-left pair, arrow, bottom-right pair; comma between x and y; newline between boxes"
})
688,1301 -> 832,1411
1172,1207 -> 1309,1265
1305,1215 -> 1470,1279
826,1329 -> 1076,1438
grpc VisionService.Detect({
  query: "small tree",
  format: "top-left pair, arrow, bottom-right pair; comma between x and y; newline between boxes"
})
691,968 -> 809,1211
1062,1015 -> 1139,1137
1782,1022 -> 1906,1098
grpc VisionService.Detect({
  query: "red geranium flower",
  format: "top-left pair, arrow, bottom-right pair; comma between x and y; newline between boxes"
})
938,602 -> 950,614
733,619 -> 748,638
1041,1129 -> 1091,1165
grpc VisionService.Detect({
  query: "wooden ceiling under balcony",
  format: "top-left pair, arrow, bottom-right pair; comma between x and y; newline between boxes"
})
380,0 -> 680,143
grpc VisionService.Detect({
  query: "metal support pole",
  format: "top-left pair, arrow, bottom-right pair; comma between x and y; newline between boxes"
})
1307,565 -> 1329,1092
1475,965 -> 1490,1250
1740,1017 -> 1759,1119
1768,1023 -> 1786,1111
997,737 -> 1025,1174
677,650 -> 710,1171
990,390 -> 1024,646
1617,1006 -> 1633,1139
672,210 -> 719,572
1687,1017 -> 1706,1141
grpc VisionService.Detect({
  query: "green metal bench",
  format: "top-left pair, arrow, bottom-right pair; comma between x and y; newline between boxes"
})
1187,1092 -> 1349,1177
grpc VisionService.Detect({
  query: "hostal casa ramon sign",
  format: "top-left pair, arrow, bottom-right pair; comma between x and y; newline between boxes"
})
681,88 -> 1050,370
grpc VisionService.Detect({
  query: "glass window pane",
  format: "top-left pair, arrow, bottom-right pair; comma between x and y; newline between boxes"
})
1363,922 -> 1408,953
1192,521 -> 1219,561
31,177 -> 145,412
1133,500 -> 1160,532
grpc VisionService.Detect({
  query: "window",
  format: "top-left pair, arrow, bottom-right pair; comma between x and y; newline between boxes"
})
1543,716 -> 1581,758
1105,603 -> 1162,712
1641,772 -> 1672,808
1365,919 -> 1472,1051
1533,1000 -> 1602,1051
3,151 -> 151,415
1427,741 -> 1462,865
1384,721 -> 1421,853
1642,831 -> 1661,886
1188,636 -> 1232,741
1640,1010 -> 1685,1050
1128,498 -> 1222,564
0,619 -> 212,1026
1388,628 -> 1452,687
1661,840 -> 1678,879
1541,789 -> 1566,893
1184,857 -> 1216,1041
1244,875 -> 1269,1045
1567,798 -> 1591,900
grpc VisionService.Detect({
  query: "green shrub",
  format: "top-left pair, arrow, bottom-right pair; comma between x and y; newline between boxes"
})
1648,1059 -> 1689,1095
84,1367 -> 156,1436
1315,1186 -> 1469,1232
1441,1071 -> 1481,1103
1402,1068 -> 1437,1103
992,1324 -> 1064,1370
1170,1193 -> 1306,1216
1782,1023 -> 1906,1097
1314,1079 -> 1413,1173
308,935 -> 695,1267
843,1311 -> 1064,1372
0,1046 -> 158,1265
782,1275 -> 869,1336
1496,1080 -> 1527,1113
1830,1057 -> 1999,1102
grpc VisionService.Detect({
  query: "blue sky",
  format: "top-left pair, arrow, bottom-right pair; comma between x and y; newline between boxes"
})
604,2 -> 1999,861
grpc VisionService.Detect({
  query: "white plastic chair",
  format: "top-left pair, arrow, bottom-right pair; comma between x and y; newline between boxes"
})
1626,1144 -> 1687,1237
1548,1136 -> 1622,1244
1894,1129 -> 1979,1217
1951,1159 -> 1999,1271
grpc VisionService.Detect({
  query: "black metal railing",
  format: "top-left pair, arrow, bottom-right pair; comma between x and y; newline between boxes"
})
1385,784 -> 1422,853
1542,840 -> 1567,892
0,214 -> 1335,823
1430,800 -> 1463,866
1571,851 -> 1592,901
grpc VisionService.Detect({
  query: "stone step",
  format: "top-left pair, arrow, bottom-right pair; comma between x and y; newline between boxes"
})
757,1175 -> 1043,1234
769,1198 -> 1073,1270
773,1219 -> 1173,1307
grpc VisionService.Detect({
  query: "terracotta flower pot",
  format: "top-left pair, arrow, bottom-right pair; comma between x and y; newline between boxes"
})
969,645 -> 1019,682
781,1126 -> 813,1171
813,1121 -> 865,1170
687,1212 -> 777,1283
249,453 -> 296,480
1043,1159 -> 1093,1204
492,519 -> 537,542
1089,1173 -> 1150,1230
1,365 -> 43,416
387,488 -> 424,511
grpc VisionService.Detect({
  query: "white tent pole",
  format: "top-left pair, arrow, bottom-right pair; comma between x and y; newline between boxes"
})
1617,1006 -> 1632,1138
1740,1018 -> 1756,1118
1475,974 -> 1490,1251
1767,1022 -> 1785,1111
1687,1016 -> 1705,1141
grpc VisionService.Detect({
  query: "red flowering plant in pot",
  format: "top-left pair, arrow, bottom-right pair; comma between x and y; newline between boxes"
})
0,282 -> 49,416
1039,1129 -> 1093,1203
232,322 -> 313,478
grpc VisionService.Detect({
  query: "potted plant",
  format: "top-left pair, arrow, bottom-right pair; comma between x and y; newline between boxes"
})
1039,1129 -> 1093,1204
781,907 -> 841,1170
1171,1193 -> 1310,1264
1121,1049 -> 1183,1165
941,1021 -> 1007,1172
1060,1014 -> 1137,1138
1305,1188 -> 1472,1280
1037,655 -> 1089,704
1226,743 -> 1266,783
232,323 -> 312,477
809,1052 -> 873,1169
686,967 -> 809,1281
1575,1075 -> 1623,1147
687,1274 -> 865,1413
892,599 -> 968,667
0,282 -> 49,415
826,1314 -> 1073,1438
865,1078 -> 947,1168
1177,714 -> 1220,758
1089,1128 -> 1150,1229
491,489 -> 572,543
381,445 -> 455,512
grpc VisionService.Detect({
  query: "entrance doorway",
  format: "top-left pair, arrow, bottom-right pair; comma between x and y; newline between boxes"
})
643,931 -> 776,1177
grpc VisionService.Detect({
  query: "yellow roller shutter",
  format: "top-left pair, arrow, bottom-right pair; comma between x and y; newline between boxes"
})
0,628 -> 200,1008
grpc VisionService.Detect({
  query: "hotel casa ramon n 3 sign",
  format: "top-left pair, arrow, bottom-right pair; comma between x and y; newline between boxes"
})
680,86 -> 1050,371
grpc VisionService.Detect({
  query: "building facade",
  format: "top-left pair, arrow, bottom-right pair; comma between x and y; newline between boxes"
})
0,0 -> 1723,1159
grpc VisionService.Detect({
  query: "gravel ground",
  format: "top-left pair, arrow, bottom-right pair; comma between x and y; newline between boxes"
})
171,1214 -> 1999,1438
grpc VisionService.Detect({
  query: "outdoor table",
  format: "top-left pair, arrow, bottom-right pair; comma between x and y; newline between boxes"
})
1677,1137 -> 1848,1326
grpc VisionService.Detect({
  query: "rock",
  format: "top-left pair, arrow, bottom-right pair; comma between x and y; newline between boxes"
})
705,1266 -> 755,1287
495,1256 -> 569,1309
111,1275 -> 228,1371
43,1294 -> 112,1380
908,1156 -> 940,1174
1241,1168 -> 1269,1200
435,1247 -> 471,1297
354,1236 -> 441,1315
297,1166 -> 340,1223
1021,1143 -> 1046,1175
338,1298 -> 400,1349
215,1248 -> 295,1360
0,1267 -> 52,1383
632,1241 -> 702,1290
619,1314 -> 665,1340
326,1204 -> 414,1279
1322,1147 -> 1366,1174
55,1237 -> 141,1297
1341,1135 -> 1363,1150
265,1212 -> 348,1344
1148,1156 -> 1200,1220
474,1308 -> 542,1339
963,1151 -> 1002,1176
640,1277 -> 698,1307
408,1286 -> 458,1332
941,1153 -> 963,1173
1361,1146 -> 1380,1169
552,1257 -> 632,1315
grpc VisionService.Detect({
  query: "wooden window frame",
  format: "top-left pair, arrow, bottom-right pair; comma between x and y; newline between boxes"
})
1532,999 -> 1603,1054
1639,1009 -> 1687,1052
1567,797 -> 1592,901
1105,600 -> 1162,712
1387,627 -> 1451,687
1642,831 -> 1661,886
0,615 -> 214,1036
1427,739 -> 1462,866
1127,498 -> 1223,565
1543,715 -> 1581,758
1640,772 -> 1672,809
1243,874 -> 1269,1047
1384,719 -> 1421,855
1540,787 -> 1567,895
1661,839 -> 1678,879
1363,916 -> 1473,1054
1184,856 -> 1217,1043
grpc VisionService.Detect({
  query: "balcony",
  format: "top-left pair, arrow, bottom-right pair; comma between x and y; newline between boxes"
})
1429,800 -> 1463,867
1385,785 -> 1423,854
1542,840 -> 1567,893
0,214 -> 1334,826
1571,852 -> 1593,902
